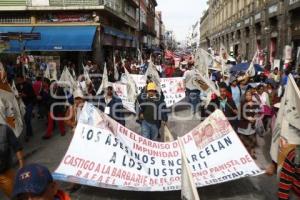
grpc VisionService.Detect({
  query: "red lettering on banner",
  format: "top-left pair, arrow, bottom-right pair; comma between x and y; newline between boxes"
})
76,170 -> 82,177
240,155 -> 253,164
183,135 -> 193,144
209,160 -> 241,173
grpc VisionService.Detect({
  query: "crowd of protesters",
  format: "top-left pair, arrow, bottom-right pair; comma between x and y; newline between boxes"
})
0,48 -> 300,200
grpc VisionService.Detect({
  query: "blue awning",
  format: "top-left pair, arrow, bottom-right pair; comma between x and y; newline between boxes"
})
0,26 -> 33,53
26,26 -> 96,51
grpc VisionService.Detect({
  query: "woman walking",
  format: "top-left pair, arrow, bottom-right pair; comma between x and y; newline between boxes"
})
238,90 -> 260,159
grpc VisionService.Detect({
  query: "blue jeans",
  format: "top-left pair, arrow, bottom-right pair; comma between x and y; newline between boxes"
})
186,89 -> 200,113
24,104 -> 33,136
141,120 -> 159,140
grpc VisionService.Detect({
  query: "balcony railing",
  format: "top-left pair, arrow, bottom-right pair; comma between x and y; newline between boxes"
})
48,0 -> 103,6
25,0 -> 122,13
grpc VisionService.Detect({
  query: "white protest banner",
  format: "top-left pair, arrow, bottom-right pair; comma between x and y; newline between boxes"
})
270,75 -> 300,170
122,75 -> 186,108
179,137 -> 200,200
161,77 -> 185,107
129,74 -> 145,93
112,82 -> 136,113
279,75 -> 300,144
53,103 -> 263,191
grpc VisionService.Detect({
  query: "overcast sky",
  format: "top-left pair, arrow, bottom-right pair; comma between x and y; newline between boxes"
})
157,0 -> 208,42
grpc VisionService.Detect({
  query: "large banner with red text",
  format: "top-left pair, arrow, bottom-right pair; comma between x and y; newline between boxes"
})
53,103 -> 264,191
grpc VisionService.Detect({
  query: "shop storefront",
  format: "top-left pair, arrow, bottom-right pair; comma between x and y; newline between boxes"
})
102,26 -> 137,62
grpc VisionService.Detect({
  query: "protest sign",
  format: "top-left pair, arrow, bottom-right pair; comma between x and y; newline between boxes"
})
112,82 -> 136,113
160,77 -> 185,107
129,75 -> 186,108
53,103 -> 263,191
270,75 -> 300,171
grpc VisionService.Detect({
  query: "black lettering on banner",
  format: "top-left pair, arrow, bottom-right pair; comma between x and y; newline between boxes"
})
105,135 -> 112,145
87,129 -> 93,140
109,152 -> 117,164
94,131 -> 101,142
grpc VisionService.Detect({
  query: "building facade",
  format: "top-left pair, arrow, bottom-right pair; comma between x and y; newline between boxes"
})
201,0 -> 300,65
187,20 -> 201,51
0,0 -> 140,65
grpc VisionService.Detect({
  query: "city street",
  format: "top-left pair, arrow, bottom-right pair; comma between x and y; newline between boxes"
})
3,108 -> 281,200
1,0 -> 300,199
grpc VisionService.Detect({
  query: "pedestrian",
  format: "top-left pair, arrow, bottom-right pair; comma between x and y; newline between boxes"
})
137,82 -> 168,140
16,76 -> 36,142
65,89 -> 86,132
12,164 -> 71,200
183,65 -> 201,114
257,84 -> 271,131
97,84 -> 125,126
0,123 -> 24,198
269,67 -> 281,84
32,76 -> 44,119
228,77 -> 242,109
42,81 -> 66,140
237,90 -> 260,159
208,82 -> 238,130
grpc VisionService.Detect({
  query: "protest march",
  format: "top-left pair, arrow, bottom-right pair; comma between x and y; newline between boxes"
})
1,1 -> 300,199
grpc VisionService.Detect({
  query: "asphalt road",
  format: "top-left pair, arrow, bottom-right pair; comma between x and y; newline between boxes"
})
1,108 -> 291,200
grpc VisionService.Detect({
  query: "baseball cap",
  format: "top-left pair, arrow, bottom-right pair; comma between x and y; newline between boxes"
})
12,164 -> 53,198
147,82 -> 157,91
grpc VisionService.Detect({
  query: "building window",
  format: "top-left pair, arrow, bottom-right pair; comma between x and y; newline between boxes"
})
0,16 -> 31,24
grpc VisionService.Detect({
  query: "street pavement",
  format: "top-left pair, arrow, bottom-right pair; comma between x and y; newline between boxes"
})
1,107 -> 292,200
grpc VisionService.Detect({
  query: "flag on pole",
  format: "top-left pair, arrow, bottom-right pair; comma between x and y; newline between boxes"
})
96,63 -> 109,95
123,66 -> 138,103
280,75 -> 300,144
44,64 -> 51,80
179,138 -> 200,200
270,75 -> 300,164
246,51 -> 258,77
144,61 -> 161,93
59,67 -> 77,92
137,49 -> 143,65
194,49 -> 213,78
164,125 -> 175,142
219,44 -> 229,76
113,53 -> 119,81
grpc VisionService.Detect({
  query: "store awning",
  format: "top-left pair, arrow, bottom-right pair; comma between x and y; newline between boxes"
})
0,26 -> 33,53
103,26 -> 135,40
26,26 -> 96,51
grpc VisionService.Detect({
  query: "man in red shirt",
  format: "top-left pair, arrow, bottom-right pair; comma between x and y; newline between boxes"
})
278,147 -> 300,200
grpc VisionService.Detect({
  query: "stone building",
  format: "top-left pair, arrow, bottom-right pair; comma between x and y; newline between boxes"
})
0,0 -> 140,65
200,0 -> 300,65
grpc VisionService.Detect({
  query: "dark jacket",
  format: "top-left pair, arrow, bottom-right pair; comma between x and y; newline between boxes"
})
208,96 -> 238,128
97,93 -> 125,126
0,124 -> 22,173
136,91 -> 168,127
46,87 -> 67,116
17,81 -> 36,106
